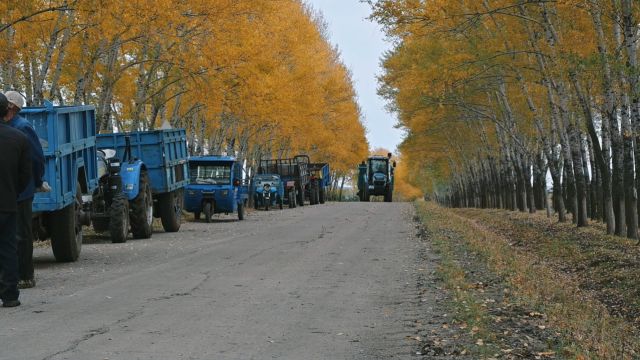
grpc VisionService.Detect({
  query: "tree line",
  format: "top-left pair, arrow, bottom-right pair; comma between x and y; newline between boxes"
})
1,0 -> 369,189
368,0 -> 640,240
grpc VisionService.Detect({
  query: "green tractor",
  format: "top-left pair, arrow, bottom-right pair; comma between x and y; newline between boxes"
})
357,153 -> 396,202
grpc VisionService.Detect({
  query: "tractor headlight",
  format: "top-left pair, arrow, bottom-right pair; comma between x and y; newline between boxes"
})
108,158 -> 121,173
263,184 -> 271,191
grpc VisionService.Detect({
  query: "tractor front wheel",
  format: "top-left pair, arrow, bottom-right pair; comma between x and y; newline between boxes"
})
130,172 -> 153,239
204,202 -> 212,223
238,201 -> 245,220
109,193 -> 129,243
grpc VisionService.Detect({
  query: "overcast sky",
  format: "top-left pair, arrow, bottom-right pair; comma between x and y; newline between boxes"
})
305,0 -> 404,153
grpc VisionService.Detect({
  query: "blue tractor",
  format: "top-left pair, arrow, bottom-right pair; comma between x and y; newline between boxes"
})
22,102 -> 99,262
258,155 -> 310,208
308,162 -> 331,204
252,174 -> 284,211
184,156 -> 249,222
95,130 -> 189,241
357,153 -> 396,202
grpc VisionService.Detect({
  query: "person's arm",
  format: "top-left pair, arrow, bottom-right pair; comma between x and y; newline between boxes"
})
22,124 -> 45,188
18,138 -> 33,195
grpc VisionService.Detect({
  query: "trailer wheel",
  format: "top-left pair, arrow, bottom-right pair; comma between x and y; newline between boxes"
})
238,201 -> 245,220
50,183 -> 83,262
130,172 -> 153,239
159,189 -> 183,232
109,193 -> 129,243
204,202 -> 212,223
319,187 -> 326,204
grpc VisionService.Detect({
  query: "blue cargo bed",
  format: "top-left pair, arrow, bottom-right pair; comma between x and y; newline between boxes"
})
96,129 -> 188,194
21,102 -> 98,213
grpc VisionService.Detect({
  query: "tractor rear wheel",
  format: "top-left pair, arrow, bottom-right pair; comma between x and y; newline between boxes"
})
289,189 -> 297,208
159,189 -> 183,232
319,187 -> 326,204
130,172 -> 153,239
109,193 -> 129,243
297,185 -> 305,207
279,195 -> 284,209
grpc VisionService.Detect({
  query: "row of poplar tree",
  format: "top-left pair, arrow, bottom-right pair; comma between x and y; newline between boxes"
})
0,0 -> 369,190
369,1 -> 640,239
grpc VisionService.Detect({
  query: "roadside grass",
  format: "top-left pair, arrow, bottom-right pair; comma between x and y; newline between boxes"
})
415,201 -> 640,359
416,206 -> 498,357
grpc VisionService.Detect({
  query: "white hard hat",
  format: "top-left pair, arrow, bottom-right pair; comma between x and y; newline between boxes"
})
4,91 -> 25,110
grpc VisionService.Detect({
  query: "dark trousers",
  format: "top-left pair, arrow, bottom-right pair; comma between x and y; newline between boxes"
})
0,211 -> 19,302
17,199 -> 34,281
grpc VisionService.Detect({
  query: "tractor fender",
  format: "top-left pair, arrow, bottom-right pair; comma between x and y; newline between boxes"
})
120,160 -> 145,201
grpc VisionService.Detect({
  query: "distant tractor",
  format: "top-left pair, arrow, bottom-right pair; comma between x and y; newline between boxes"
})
357,153 -> 396,202
252,174 -> 284,211
308,162 -> 331,204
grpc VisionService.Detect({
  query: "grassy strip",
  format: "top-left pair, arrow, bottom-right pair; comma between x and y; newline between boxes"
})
416,201 -> 639,359
416,203 -> 504,357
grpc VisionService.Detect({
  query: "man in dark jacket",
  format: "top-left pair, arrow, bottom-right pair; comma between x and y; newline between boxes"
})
4,91 -> 45,289
0,92 -> 32,308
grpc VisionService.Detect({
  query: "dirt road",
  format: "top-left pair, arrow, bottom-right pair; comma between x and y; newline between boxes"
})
0,202 -> 426,360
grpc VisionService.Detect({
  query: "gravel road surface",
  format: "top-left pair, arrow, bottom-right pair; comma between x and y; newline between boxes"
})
0,202 -> 425,360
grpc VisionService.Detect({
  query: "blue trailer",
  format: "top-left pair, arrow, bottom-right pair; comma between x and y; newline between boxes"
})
21,101 -> 98,262
308,163 -> 331,204
184,156 -> 249,222
96,130 -> 189,236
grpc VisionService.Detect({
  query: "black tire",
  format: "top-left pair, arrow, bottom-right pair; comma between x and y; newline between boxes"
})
129,172 -> 153,239
92,218 -> 109,233
238,201 -> 245,220
309,181 -> 317,205
109,193 -> 129,243
279,195 -> 284,209
319,187 -> 326,204
265,198 -> 270,211
254,195 -> 259,210
159,189 -> 183,232
297,185 -> 305,207
50,183 -> 83,262
204,202 -> 212,223
289,189 -> 297,208
194,212 -> 201,220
